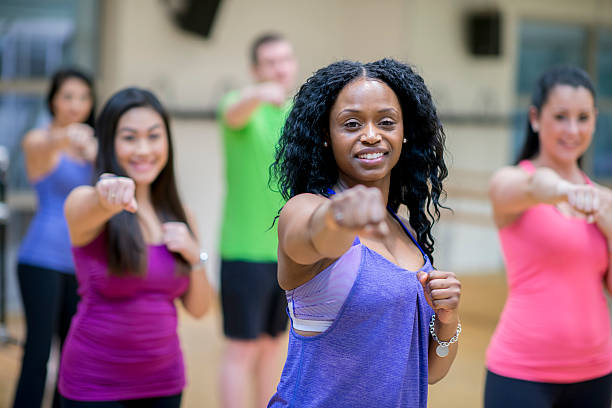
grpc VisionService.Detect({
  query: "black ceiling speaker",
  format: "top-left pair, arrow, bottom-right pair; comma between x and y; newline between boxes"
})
166,0 -> 223,39
466,10 -> 502,56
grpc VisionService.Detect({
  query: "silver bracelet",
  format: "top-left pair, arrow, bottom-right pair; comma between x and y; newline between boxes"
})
429,314 -> 461,357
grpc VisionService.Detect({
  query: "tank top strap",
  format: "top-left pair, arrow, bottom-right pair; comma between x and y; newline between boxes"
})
386,208 -> 427,258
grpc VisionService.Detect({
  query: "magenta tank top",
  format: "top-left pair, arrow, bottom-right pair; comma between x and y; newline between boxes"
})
58,232 -> 189,401
486,160 -> 612,383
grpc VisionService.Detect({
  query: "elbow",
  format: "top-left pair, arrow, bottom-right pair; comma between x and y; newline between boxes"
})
187,302 -> 210,319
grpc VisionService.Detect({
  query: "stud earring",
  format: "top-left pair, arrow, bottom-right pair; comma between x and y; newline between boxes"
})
324,141 -> 328,147
403,138 -> 407,143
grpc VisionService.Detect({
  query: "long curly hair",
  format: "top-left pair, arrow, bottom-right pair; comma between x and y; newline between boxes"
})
272,58 -> 448,263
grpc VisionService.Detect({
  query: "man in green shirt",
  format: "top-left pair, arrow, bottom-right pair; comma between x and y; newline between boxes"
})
218,33 -> 297,408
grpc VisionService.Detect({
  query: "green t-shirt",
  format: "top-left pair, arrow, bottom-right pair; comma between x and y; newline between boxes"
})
218,90 -> 290,262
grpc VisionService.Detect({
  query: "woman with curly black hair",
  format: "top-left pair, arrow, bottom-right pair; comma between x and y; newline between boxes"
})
268,59 -> 461,407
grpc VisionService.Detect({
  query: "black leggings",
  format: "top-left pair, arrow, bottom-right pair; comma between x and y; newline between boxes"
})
484,370 -> 612,408
13,263 -> 79,408
61,394 -> 182,408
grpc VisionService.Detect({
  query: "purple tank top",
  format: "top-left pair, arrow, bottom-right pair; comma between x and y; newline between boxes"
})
58,232 -> 189,401
269,210 -> 435,407
18,154 -> 92,273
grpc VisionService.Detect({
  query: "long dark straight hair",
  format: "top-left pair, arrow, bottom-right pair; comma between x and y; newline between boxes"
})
47,67 -> 96,127
515,65 -> 596,166
95,87 -> 190,276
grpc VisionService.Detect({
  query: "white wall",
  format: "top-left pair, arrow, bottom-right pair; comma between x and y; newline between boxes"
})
96,0 -> 612,276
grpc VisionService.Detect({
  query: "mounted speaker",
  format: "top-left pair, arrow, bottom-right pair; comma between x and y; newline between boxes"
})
166,0 -> 223,39
466,10 -> 502,56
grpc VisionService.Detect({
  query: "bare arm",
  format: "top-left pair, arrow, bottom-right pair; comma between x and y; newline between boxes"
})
64,176 -> 138,246
489,166 -> 575,228
417,270 -> 461,384
223,83 -> 286,129
278,186 -> 389,290
23,124 -> 95,181
171,209 -> 212,318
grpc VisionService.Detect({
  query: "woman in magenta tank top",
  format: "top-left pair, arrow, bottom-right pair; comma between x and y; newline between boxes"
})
59,88 -> 212,407
268,59 -> 462,407
486,66 -> 612,407
14,68 -> 97,408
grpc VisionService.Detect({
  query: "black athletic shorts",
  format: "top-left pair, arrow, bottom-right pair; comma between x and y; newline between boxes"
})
484,370 -> 612,408
220,259 -> 288,340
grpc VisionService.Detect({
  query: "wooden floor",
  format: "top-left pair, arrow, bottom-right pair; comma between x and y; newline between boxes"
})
0,274 -> 508,408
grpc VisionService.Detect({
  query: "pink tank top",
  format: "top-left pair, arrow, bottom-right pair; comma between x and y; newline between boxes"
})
486,160 -> 612,383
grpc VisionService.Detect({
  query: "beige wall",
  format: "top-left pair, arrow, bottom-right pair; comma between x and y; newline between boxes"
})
97,0 -> 612,276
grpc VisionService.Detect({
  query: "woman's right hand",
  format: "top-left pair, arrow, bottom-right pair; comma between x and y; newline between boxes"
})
557,180 -> 600,220
327,185 -> 389,238
95,174 -> 138,213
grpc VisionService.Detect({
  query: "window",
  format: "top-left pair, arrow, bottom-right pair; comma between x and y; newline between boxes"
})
514,21 -> 612,181
0,0 -> 99,191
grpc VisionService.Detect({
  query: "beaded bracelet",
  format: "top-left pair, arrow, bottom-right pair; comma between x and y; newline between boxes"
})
429,314 -> 461,357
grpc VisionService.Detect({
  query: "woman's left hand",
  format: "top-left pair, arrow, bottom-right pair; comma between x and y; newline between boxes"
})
162,222 -> 199,266
417,270 -> 461,324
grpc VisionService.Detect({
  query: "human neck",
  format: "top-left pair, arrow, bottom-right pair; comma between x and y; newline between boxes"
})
135,183 -> 152,207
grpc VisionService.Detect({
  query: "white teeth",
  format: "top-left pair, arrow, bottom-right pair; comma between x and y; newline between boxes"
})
358,152 -> 384,160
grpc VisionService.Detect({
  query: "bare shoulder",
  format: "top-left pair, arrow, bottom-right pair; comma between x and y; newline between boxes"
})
21,128 -> 48,150
279,193 -> 327,221
488,165 -> 529,197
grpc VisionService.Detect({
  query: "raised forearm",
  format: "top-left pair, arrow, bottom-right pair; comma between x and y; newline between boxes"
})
224,87 -> 263,129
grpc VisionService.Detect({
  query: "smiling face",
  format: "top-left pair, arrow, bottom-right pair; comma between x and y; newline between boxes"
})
115,107 -> 168,187
51,77 -> 93,126
328,77 -> 404,187
531,84 -> 596,166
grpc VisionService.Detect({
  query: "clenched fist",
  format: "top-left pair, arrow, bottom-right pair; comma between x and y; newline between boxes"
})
95,174 -> 138,213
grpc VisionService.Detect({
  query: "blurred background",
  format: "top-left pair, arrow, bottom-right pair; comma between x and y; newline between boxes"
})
0,0 -> 611,407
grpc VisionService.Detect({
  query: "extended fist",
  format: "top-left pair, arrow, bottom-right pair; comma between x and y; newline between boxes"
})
557,180 -> 600,216
66,123 -> 97,160
96,174 -> 138,213
256,82 -> 286,107
417,270 -> 461,324
328,185 -> 389,238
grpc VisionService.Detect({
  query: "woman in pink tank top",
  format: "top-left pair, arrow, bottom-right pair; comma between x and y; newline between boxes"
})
58,88 -> 212,407
485,66 -> 612,407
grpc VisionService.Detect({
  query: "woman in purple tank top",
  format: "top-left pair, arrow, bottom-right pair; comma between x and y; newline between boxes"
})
268,59 -> 462,407
14,68 -> 97,408
59,88 -> 212,407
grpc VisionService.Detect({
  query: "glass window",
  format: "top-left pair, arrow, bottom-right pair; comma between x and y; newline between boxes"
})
517,22 -> 587,94
0,0 -> 98,190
